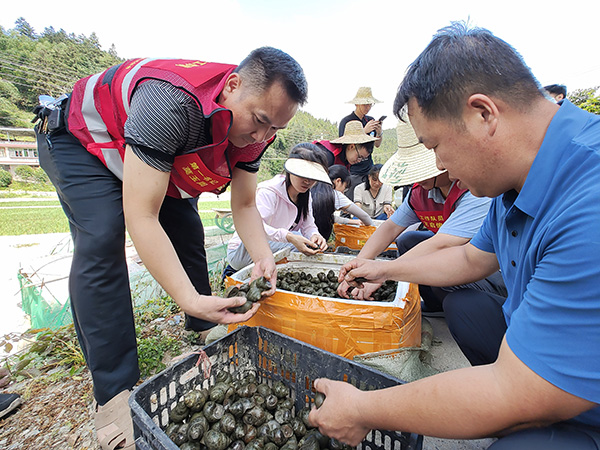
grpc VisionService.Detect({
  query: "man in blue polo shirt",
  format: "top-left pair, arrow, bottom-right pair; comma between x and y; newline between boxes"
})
310,22 -> 600,449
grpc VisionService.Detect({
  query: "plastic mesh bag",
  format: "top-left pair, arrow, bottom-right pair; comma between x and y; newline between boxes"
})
353,318 -> 439,382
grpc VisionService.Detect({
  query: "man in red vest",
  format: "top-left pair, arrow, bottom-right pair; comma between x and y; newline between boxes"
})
34,47 -> 306,450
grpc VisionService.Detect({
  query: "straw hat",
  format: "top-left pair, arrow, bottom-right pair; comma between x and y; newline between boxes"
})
330,121 -> 378,145
346,87 -> 382,105
379,120 -> 446,186
284,158 -> 332,185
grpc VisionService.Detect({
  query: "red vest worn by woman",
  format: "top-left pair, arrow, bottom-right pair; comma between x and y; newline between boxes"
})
313,140 -> 349,169
408,182 -> 468,233
67,58 -> 270,198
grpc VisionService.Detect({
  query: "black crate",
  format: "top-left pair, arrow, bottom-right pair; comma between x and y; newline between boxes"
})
129,326 -> 422,450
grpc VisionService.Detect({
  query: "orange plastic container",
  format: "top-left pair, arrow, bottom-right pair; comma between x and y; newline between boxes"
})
333,222 -> 397,252
227,250 -> 421,359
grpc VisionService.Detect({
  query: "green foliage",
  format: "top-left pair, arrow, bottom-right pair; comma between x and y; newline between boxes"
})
0,168 -> 12,187
373,127 -> 398,165
15,165 -> 35,181
0,78 -> 21,102
257,111 -> 339,182
568,87 -> 598,105
1,324 -> 86,382
580,97 -> 600,115
14,165 -> 49,184
134,296 -> 183,378
15,17 -> 35,39
33,167 -> 49,183
137,334 -> 181,379
0,18 -> 123,124
0,79 -> 33,126
568,87 -> 600,115
134,296 -> 179,323
1,295 -> 188,382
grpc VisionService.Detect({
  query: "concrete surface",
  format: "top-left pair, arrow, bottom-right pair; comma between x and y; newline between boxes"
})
423,317 -> 496,449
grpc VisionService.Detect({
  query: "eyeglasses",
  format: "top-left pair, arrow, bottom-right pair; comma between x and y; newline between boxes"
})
355,147 -> 369,162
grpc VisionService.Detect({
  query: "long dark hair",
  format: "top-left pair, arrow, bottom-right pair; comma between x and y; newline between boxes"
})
364,164 -> 383,190
285,143 -> 329,222
310,165 -> 351,240
328,164 -> 351,185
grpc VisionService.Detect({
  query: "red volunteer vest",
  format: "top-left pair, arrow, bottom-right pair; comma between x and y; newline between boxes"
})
67,58 -> 271,198
313,140 -> 349,169
409,182 -> 468,233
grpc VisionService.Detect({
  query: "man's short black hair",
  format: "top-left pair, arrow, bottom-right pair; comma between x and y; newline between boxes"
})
543,84 -> 567,98
236,47 -> 308,106
393,22 -> 542,122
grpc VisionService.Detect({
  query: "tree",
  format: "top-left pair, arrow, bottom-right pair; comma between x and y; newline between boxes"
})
15,17 -> 35,39
569,87 -> 600,115
0,168 -> 12,188
0,21 -> 122,112
108,44 -> 119,58
580,97 -> 600,115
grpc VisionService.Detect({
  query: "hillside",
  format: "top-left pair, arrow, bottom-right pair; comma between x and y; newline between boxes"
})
0,17 -> 399,177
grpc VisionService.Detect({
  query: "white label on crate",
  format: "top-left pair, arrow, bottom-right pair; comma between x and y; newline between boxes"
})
180,366 -> 200,385
394,282 -> 409,309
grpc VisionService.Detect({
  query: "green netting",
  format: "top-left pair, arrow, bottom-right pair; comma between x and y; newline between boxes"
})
18,272 -> 72,329
18,242 -> 230,328
206,243 -> 228,276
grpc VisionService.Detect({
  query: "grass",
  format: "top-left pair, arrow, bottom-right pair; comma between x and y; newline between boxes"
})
0,208 -> 70,235
0,196 -> 232,236
0,182 -> 56,193
0,200 -> 61,207
196,200 -> 232,211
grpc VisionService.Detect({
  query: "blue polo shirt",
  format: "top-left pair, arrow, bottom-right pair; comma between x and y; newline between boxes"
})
471,100 -> 600,427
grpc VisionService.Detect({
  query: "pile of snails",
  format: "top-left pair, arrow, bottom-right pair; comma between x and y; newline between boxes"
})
166,370 -> 354,450
276,270 -> 397,302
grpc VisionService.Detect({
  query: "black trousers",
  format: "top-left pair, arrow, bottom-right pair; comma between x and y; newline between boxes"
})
489,422 -> 600,449
395,229 -> 508,366
37,128 -> 213,405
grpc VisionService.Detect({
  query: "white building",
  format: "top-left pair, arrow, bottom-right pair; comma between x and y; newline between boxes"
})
0,127 -> 39,174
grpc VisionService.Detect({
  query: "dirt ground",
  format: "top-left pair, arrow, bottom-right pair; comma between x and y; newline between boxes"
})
0,317 -> 203,450
0,229 -> 231,450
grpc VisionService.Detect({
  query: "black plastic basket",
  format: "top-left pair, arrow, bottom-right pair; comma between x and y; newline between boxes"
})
129,326 -> 422,450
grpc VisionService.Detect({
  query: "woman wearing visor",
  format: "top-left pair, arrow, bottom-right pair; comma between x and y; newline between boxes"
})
226,143 -> 330,272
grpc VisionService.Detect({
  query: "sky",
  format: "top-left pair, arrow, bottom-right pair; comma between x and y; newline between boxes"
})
2,0 -> 599,129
